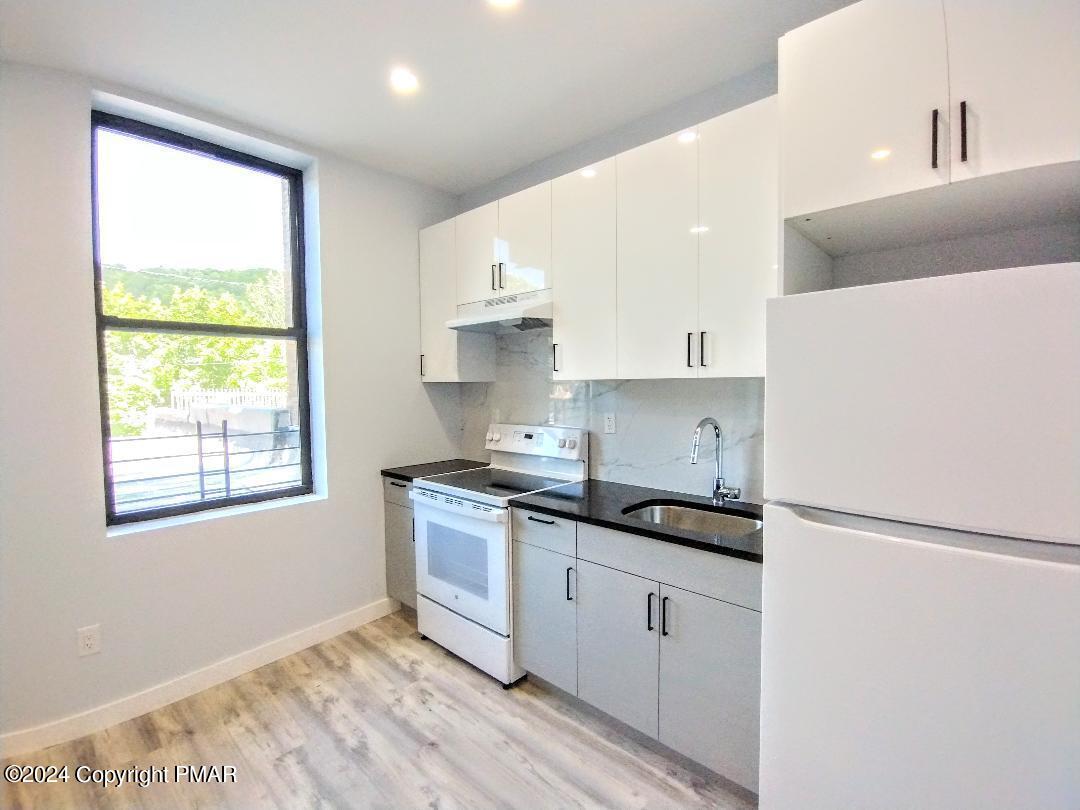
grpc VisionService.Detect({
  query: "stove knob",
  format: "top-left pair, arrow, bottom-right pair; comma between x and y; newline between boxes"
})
557,438 -> 567,448
485,432 -> 493,442
493,432 -> 502,442
567,439 -> 577,450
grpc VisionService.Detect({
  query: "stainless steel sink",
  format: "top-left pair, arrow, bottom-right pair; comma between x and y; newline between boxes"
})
623,501 -> 762,538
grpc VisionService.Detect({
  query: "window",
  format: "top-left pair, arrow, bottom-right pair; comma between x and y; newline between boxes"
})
91,112 -> 312,524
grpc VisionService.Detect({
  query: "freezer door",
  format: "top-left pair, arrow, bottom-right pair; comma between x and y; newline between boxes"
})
765,262 -> 1079,544
759,503 -> 1080,810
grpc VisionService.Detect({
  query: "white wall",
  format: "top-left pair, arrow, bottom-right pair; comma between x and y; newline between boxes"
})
832,221 -> 1080,288
0,62 -> 463,749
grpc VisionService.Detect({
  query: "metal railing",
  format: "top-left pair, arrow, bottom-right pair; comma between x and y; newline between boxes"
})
110,420 -> 302,513
170,389 -> 288,411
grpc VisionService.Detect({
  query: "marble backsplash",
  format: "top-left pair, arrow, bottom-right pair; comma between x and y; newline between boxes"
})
458,330 -> 765,503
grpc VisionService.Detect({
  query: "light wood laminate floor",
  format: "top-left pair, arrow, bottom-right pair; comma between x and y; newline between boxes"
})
2,610 -> 755,809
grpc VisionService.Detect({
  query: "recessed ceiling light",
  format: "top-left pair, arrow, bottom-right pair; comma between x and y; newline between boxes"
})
390,66 -> 419,95
580,167 -> 597,179
488,0 -> 520,8
870,148 -> 892,160
677,131 -> 697,144
690,225 -> 709,234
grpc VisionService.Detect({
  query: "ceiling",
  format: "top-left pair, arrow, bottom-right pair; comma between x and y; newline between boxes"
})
0,0 -> 852,194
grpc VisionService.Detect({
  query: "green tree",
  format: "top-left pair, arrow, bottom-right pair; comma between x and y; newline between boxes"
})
103,270 -> 290,436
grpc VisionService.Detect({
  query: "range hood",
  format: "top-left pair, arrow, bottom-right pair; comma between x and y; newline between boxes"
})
447,289 -> 553,334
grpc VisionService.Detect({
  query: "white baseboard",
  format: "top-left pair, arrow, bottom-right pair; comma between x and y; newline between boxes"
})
0,597 -> 400,759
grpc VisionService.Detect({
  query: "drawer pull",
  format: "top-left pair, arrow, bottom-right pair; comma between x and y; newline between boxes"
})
661,596 -> 671,637
566,567 -> 574,601
527,515 -> 556,525
931,108 -> 939,169
389,481 -> 407,488
647,592 -> 656,631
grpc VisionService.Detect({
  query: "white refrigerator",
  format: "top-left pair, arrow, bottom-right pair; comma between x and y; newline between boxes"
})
760,263 -> 1080,810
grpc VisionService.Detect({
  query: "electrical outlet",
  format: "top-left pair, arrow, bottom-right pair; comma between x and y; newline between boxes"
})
603,413 -> 617,434
77,624 -> 101,657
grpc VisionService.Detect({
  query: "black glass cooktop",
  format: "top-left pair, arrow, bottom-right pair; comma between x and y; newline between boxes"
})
422,467 -> 566,499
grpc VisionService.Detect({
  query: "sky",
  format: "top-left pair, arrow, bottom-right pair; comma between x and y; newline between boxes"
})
97,129 -> 289,272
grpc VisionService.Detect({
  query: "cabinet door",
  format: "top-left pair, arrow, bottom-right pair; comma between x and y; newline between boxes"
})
945,0 -> 1080,182
498,182 -> 551,295
419,220 -> 494,382
419,221 -> 457,380
616,130 -> 699,379
779,0 -> 949,217
698,97 -> 778,378
552,159 -> 617,380
512,541 -> 577,694
455,201 -> 499,305
576,560 -> 659,738
658,584 -> 761,793
385,502 -> 415,609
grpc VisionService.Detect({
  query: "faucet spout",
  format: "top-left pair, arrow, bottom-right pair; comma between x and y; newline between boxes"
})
689,417 -> 740,503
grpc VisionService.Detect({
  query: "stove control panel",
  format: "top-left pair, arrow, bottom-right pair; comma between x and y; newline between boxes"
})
485,423 -> 588,462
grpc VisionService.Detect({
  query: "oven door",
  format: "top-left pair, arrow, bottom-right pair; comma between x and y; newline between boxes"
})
412,489 -> 510,635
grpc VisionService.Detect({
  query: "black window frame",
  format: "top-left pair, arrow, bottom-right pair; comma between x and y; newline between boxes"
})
91,110 -> 314,525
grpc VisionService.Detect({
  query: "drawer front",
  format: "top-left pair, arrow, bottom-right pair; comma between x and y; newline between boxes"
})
511,508 -> 577,556
383,477 -> 412,508
577,523 -> 761,611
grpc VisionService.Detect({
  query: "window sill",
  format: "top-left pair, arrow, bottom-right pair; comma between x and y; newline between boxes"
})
106,491 -> 327,538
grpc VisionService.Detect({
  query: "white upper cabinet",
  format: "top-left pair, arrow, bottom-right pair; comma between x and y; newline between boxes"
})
420,220 -> 494,382
552,159 -> 617,381
944,0 -> 1080,183
455,201 -> 499,305
498,182 -> 551,295
616,129 -> 700,379
779,0 -> 950,218
698,97 -> 778,378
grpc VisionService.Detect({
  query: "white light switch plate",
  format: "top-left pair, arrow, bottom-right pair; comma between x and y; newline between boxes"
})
603,413 -> 616,434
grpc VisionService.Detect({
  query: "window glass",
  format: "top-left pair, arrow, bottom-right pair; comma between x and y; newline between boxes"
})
97,129 -> 293,329
93,113 -> 311,524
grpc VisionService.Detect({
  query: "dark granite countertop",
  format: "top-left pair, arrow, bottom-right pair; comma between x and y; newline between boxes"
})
510,479 -> 764,563
380,459 -> 487,483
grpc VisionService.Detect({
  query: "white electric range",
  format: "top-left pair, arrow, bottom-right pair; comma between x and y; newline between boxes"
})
410,424 -> 588,686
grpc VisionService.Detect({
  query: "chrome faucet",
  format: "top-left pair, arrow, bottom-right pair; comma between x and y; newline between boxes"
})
690,417 -> 741,503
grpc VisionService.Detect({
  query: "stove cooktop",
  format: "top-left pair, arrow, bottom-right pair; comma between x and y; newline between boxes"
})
417,467 -> 569,503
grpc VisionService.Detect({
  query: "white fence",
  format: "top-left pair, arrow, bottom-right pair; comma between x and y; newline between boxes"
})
171,389 -> 288,411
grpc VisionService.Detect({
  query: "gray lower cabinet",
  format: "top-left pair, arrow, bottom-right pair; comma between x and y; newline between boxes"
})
512,541 -> 577,694
576,559 -> 660,738
384,500 -> 416,609
658,584 -> 761,792
512,513 -> 762,792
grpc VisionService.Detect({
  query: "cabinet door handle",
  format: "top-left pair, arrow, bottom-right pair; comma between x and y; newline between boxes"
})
960,100 -> 968,162
389,481 -> 407,488
661,596 -> 670,637
647,592 -> 656,631
527,515 -> 555,525
491,263 -> 497,291
419,354 -> 425,376
699,332 -> 707,368
566,567 -> 574,601
931,108 -> 939,169
686,332 -> 694,368
552,343 -> 559,373
498,262 -> 506,289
